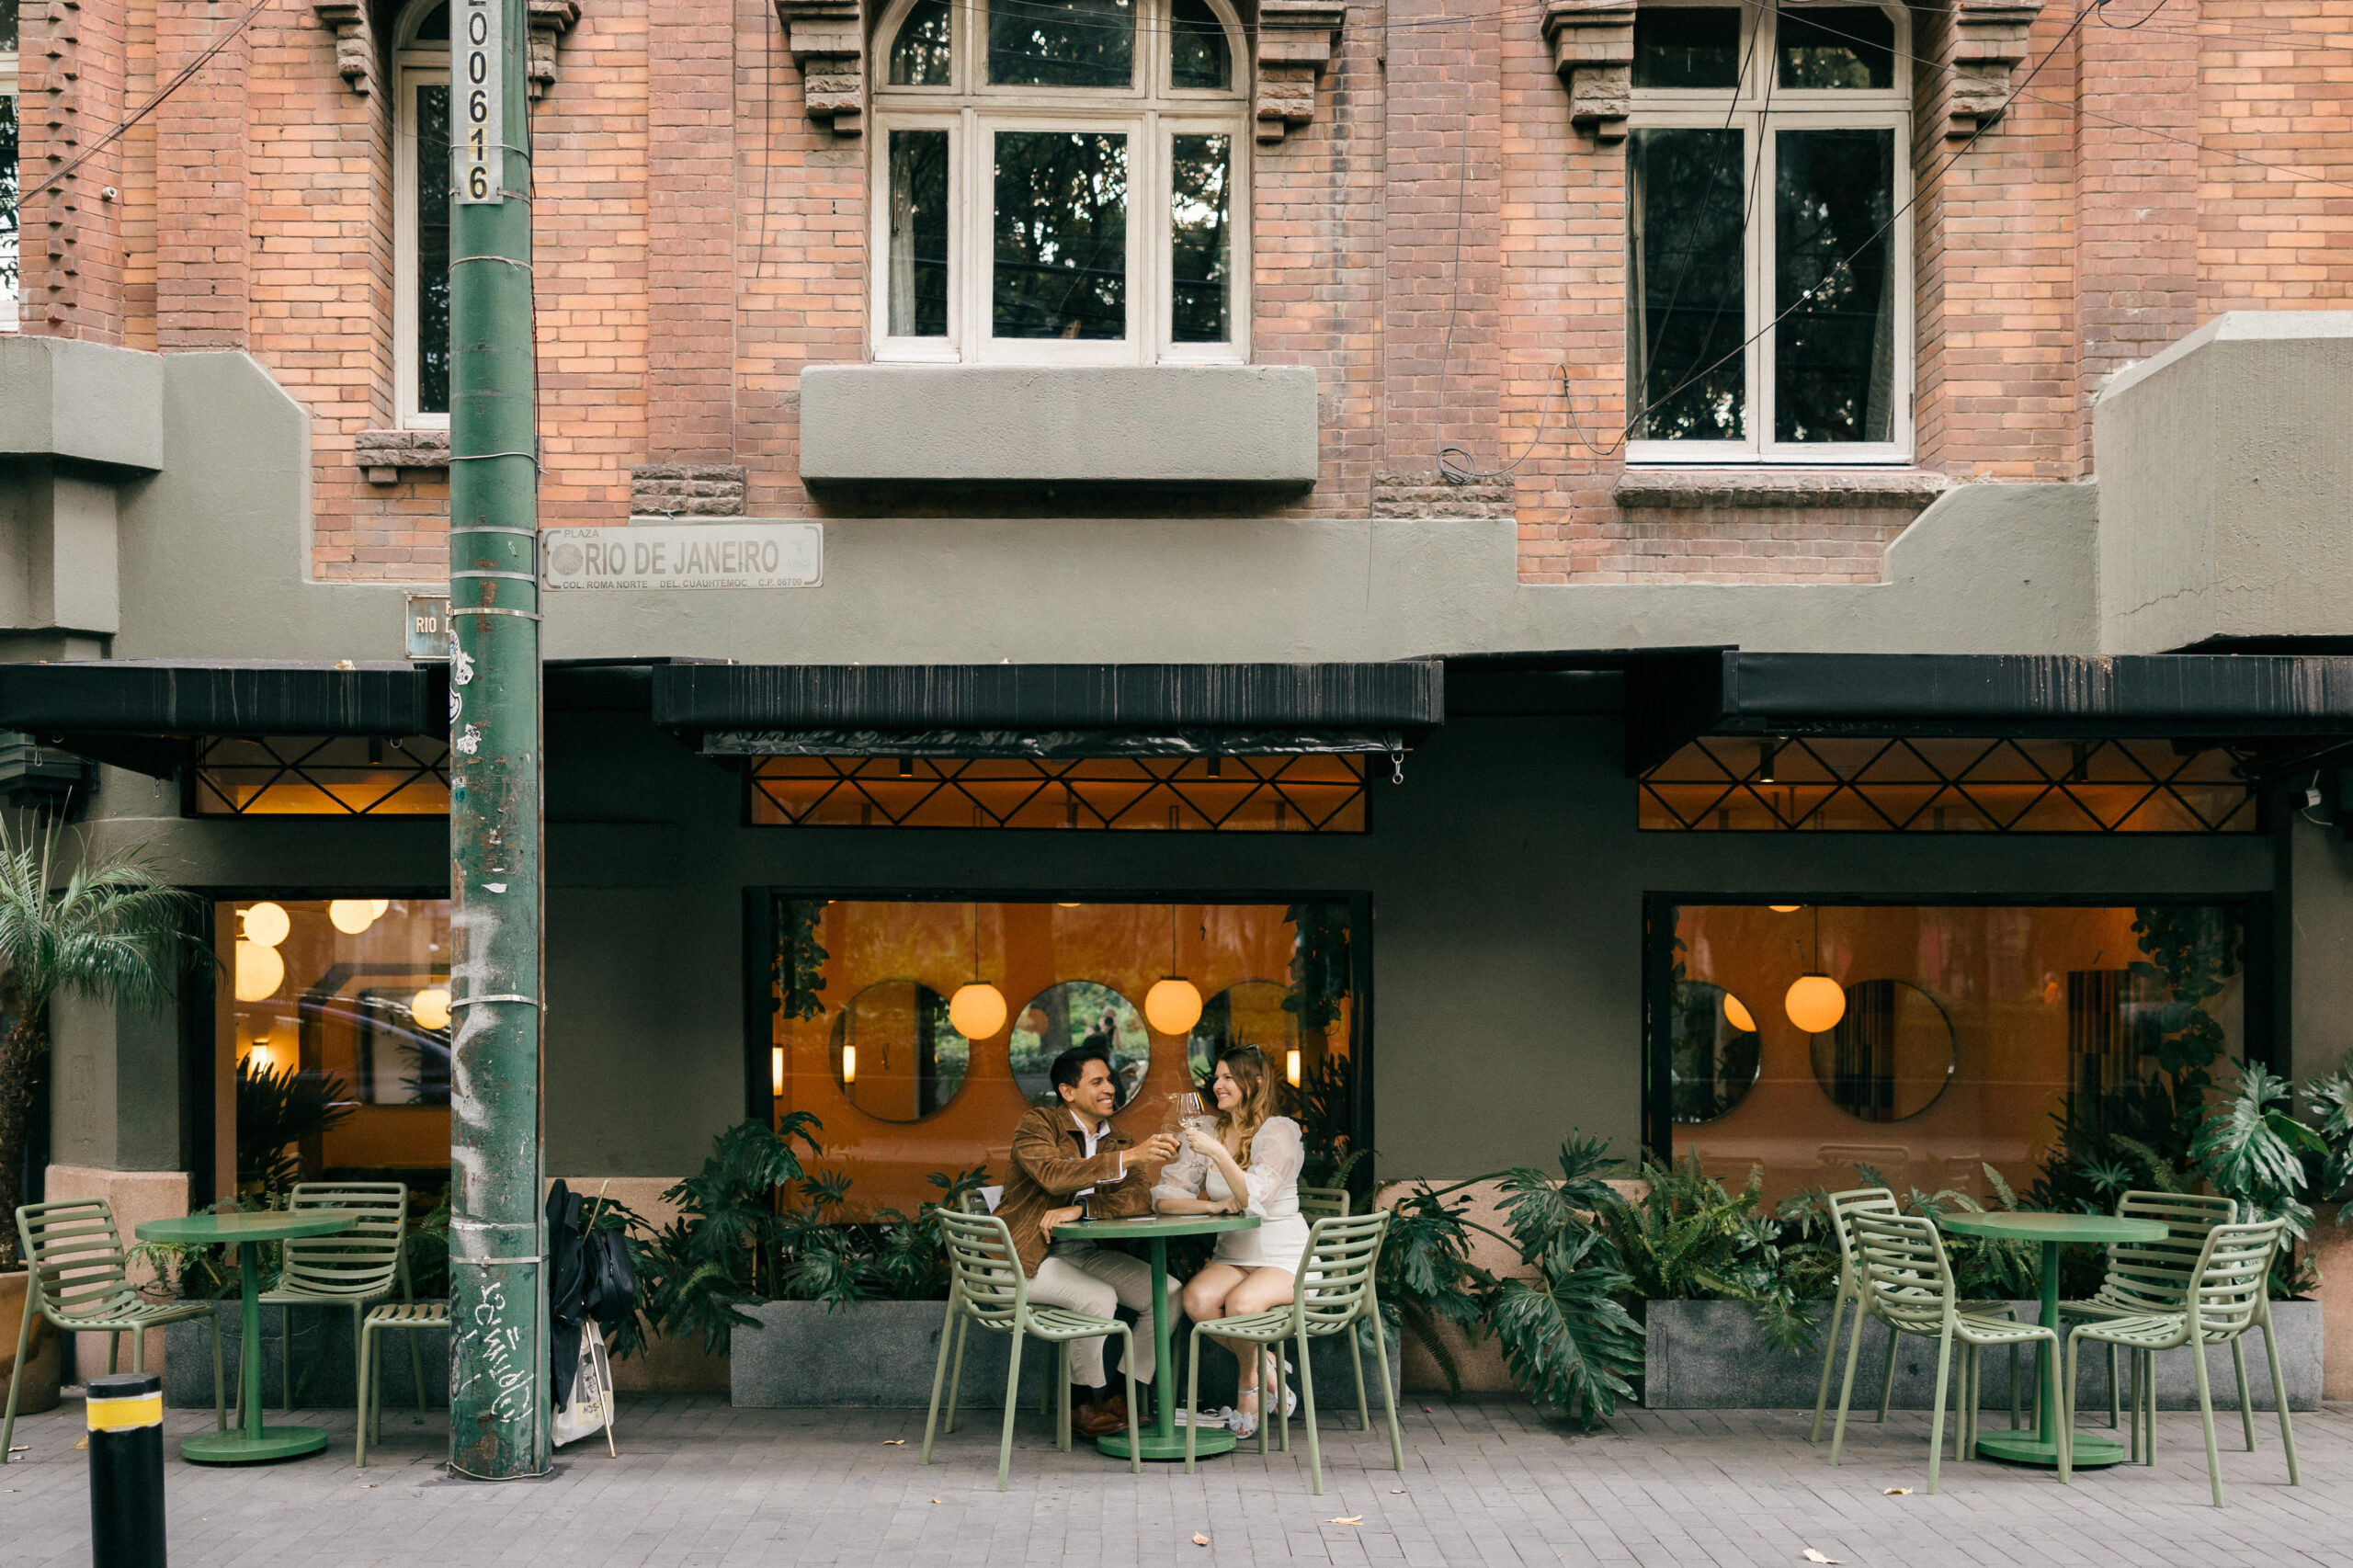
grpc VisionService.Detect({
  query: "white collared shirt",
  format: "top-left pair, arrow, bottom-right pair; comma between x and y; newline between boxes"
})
1070,1108 -> 1126,1207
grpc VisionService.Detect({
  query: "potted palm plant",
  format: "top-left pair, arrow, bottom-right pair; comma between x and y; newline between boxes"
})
0,820 -> 203,1416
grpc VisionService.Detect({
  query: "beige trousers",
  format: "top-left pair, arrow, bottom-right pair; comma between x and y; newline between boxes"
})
1028,1241 -> 1174,1388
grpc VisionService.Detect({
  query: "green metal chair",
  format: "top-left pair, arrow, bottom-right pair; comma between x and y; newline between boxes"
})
1183,1210 -> 1402,1495
255,1182 -> 416,1418
5,1199 -> 226,1465
356,1300 -> 449,1467
1808,1187 -> 2019,1444
1832,1211 -> 2066,1494
920,1210 -> 1141,1491
937,1187 -> 1055,1432
2064,1217 -> 2298,1507
2055,1189 -> 2235,1432
1297,1186 -> 1350,1221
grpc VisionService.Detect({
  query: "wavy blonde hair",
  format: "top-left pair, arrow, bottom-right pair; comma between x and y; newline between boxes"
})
1211,1045 -> 1278,1168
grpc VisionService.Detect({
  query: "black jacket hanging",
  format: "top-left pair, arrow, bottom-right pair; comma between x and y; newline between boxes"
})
545,1180 -> 590,1411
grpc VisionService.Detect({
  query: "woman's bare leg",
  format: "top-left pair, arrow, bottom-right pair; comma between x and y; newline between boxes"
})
1183,1264 -> 1254,1405
1222,1267 -> 1302,1415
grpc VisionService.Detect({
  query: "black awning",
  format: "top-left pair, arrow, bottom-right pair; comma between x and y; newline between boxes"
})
0,661 -> 447,740
656,663 -> 1443,754
1624,651 -> 2353,773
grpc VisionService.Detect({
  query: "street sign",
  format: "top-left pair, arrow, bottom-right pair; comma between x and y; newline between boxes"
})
405,593 -> 453,660
540,521 -> 823,590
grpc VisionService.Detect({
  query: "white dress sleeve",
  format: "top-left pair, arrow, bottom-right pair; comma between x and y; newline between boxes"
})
1152,1142 -> 1210,1207
1241,1118 -> 1304,1218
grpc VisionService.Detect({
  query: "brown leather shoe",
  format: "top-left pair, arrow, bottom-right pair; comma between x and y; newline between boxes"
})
1072,1400 -> 1125,1438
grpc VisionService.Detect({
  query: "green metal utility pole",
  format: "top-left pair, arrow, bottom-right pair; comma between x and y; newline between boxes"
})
446,0 -> 545,1479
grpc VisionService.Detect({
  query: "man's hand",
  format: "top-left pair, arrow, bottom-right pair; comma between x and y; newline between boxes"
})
1133,1132 -> 1182,1165
1040,1205 -> 1083,1243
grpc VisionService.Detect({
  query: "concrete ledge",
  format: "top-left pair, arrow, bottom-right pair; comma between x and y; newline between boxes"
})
0,337 -> 165,472
1643,1298 -> 2323,1411
1613,468 -> 1949,510
799,365 -> 1319,486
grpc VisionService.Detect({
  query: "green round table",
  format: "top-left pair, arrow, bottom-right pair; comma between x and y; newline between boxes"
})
1934,1209 -> 2168,1470
136,1209 -> 358,1464
1051,1212 -> 1258,1461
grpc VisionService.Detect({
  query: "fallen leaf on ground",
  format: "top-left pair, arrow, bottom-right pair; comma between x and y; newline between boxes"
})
1802,1552 -> 1841,1565
74,1438 -> 86,1450
929,1499 -> 939,1505
881,1438 -> 906,1446
1389,1488 -> 1405,1494
1882,1487 -> 1911,1496
361,1483 -> 380,1490
1328,1517 -> 1364,1527
1192,1535 -> 1211,1547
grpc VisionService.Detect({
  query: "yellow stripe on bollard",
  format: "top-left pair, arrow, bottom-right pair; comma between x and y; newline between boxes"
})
86,1394 -> 164,1433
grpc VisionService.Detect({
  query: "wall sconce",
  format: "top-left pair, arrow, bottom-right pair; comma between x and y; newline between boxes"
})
771,1046 -> 785,1097
841,1043 -> 858,1085
1286,1048 -> 1302,1087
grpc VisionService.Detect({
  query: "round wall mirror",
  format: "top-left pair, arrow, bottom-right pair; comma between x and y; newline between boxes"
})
1810,978 -> 1957,1122
1010,982 -> 1152,1109
1669,980 -> 1764,1123
1187,979 -> 1294,1083
828,980 -> 971,1121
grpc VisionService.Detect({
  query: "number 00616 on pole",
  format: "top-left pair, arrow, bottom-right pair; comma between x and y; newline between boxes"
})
456,0 -> 503,204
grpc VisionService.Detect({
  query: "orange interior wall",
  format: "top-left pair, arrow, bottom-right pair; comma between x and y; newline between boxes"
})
774,901 -> 1344,1215
1672,903 -> 2244,1205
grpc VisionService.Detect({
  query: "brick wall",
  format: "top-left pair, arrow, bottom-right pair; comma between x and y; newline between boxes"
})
18,0 -> 2353,583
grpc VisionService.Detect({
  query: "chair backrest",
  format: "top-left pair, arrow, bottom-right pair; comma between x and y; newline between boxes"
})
16,1199 -> 140,1324
1848,1210 -> 1955,1335
1297,1186 -> 1351,1221
1824,1187 -> 1899,1276
2098,1190 -> 2235,1313
954,1188 -> 992,1217
939,1210 -> 1027,1328
1294,1210 -> 1388,1333
2186,1218 -> 2282,1340
281,1182 -> 409,1299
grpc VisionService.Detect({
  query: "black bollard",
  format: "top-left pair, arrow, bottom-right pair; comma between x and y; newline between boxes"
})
86,1371 -> 166,1568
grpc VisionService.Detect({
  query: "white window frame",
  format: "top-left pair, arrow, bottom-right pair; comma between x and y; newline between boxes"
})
868,0 -> 1252,366
2,28 -> 19,332
1625,0 -> 1913,466
393,0 -> 451,430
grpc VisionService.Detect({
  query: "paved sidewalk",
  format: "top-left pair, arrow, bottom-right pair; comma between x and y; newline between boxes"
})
6,1391 -> 2345,1567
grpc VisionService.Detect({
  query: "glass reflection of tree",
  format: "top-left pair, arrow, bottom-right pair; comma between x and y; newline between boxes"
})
1669,980 -> 1760,1123
995,131 -> 1128,339
987,0 -> 1134,86
1170,135 -> 1229,342
1773,129 -> 1893,443
1627,129 -> 1746,441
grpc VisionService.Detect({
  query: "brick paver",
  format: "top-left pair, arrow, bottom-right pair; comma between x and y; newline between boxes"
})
6,1392 -> 2347,1566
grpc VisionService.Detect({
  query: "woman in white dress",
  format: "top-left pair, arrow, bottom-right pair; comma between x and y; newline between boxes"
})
1152,1044 -> 1308,1437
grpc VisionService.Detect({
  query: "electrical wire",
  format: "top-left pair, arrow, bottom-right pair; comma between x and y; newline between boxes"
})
20,0 -> 283,207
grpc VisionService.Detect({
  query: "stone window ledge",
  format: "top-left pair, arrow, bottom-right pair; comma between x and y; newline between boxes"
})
357,428 -> 449,484
1613,468 -> 1948,510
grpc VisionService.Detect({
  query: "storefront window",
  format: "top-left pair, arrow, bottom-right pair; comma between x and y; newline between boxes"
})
1658,902 -> 2248,1207
770,898 -> 1357,1212
748,754 -> 1367,831
218,898 -> 450,1199
188,736 -> 451,816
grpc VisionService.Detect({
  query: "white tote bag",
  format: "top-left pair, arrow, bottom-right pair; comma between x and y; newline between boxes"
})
551,1333 -> 617,1452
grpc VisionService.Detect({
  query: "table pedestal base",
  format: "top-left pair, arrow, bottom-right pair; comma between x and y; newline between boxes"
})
1097,1426 -> 1236,1461
180,1426 -> 331,1465
1969,1429 -> 2129,1470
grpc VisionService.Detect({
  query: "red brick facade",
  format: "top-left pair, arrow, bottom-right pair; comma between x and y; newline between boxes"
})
19,0 -> 2353,582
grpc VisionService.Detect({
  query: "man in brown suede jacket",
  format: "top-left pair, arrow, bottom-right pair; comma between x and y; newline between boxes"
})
996,1045 -> 1182,1437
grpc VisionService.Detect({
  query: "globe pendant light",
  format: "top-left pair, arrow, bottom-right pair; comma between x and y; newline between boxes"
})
233,940 -> 285,1002
1722,994 -> 1757,1034
948,902 -> 1007,1039
410,987 -> 451,1031
328,899 -> 380,935
1785,905 -> 1847,1034
242,901 -> 290,949
1144,905 -> 1203,1035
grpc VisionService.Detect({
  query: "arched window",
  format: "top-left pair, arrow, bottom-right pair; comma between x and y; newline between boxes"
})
1625,2 -> 1912,462
393,0 -> 452,428
869,0 -> 1251,364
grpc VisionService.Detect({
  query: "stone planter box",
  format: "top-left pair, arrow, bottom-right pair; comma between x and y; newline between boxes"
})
731,1298 -> 1402,1414
1642,1299 -> 2323,1412
165,1311 -> 449,1410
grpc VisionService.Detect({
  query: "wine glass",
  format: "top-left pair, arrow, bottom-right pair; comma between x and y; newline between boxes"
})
1175,1089 -> 1215,1137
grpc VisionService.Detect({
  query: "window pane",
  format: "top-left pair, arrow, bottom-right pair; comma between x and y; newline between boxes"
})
415,83 -> 451,415
1170,0 -> 1230,90
411,1 -> 449,40
1632,6 -> 1742,89
994,131 -> 1127,340
1170,133 -> 1229,343
890,0 -> 954,85
1627,128 -> 1745,441
888,131 -> 950,336
1777,6 -> 1894,89
0,97 -> 17,331
0,2 -> 17,51
1775,128 -> 1894,444
988,0 -> 1134,88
